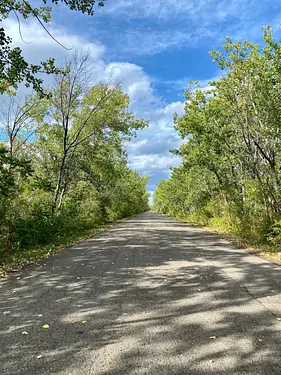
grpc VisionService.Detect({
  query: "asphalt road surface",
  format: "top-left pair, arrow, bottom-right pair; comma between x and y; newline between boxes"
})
1,211 -> 281,375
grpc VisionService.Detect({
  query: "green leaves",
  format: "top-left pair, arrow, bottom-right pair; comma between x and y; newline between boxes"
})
154,25 -> 281,240
0,56 -> 149,255
0,1 -> 106,95
0,145 -> 32,198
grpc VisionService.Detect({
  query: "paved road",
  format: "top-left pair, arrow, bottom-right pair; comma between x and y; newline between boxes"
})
1,211 -> 281,374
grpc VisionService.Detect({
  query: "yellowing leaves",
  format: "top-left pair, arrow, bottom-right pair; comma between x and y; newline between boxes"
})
82,320 -> 87,324
42,324 -> 50,329
209,336 -> 217,340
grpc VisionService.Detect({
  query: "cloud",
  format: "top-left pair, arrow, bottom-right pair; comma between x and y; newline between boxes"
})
150,101 -> 184,123
102,0 -> 276,26
102,0 -> 237,21
3,17 -> 184,191
104,62 -> 160,109
127,135 -> 181,156
108,28 -> 215,56
4,18 -> 105,62
130,154 -> 180,173
83,0 -> 281,57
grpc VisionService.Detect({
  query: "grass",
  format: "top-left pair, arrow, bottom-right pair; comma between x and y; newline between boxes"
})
171,214 -> 281,265
0,224 -> 111,277
203,226 -> 281,265
0,212 -> 142,277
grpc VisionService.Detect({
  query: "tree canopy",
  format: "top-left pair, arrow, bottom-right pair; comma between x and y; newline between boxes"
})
153,26 -> 281,245
0,53 -> 149,255
0,1 -> 106,95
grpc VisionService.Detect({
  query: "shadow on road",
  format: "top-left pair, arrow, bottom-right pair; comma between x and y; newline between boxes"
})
1,211 -> 281,374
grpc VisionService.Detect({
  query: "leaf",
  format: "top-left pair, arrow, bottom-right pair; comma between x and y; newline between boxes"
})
276,318 -> 281,321
42,324 -> 49,329
22,331 -> 28,335
82,320 -> 87,324
209,336 -> 217,340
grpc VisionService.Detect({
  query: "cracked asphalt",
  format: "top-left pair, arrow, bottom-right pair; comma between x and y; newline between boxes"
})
1,211 -> 281,374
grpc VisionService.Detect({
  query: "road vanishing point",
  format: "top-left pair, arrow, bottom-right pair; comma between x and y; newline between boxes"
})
1,211 -> 281,375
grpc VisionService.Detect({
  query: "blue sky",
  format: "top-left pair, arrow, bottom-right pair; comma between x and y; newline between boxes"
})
4,0 -> 281,192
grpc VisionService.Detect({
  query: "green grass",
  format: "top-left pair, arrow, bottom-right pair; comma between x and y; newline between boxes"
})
0,213 -> 141,277
170,214 -> 281,265
203,225 -> 281,264
0,224 -> 111,277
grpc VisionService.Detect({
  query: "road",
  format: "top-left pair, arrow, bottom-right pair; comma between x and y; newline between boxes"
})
1,211 -> 281,375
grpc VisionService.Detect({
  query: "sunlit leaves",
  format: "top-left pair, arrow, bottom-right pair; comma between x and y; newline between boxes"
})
0,1 -> 106,95
154,26 -> 281,239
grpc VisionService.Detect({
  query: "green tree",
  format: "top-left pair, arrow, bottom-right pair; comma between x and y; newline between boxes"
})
0,0 -> 106,95
32,54 -> 147,211
154,26 -> 281,243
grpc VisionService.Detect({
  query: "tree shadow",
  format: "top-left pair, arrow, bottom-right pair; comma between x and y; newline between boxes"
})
1,211 -> 281,374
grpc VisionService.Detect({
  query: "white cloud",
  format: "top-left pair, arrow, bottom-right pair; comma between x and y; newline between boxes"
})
89,0 -> 281,56
104,62 -> 159,109
152,101 -> 184,122
3,18 -> 184,190
111,28 -> 215,56
130,154 -> 180,172
102,0 -> 274,25
102,0 -> 236,21
5,18 -> 105,62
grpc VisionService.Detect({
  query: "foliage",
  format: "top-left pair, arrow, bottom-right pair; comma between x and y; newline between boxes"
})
0,1 -> 106,95
0,57 -> 149,261
153,26 -> 281,244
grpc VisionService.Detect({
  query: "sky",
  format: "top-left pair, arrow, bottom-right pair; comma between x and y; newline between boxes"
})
3,0 -> 281,193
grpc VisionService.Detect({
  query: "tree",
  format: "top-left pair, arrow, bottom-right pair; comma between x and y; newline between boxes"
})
154,26 -> 281,242
32,54 -> 147,212
0,95 -> 46,158
0,0 -> 106,95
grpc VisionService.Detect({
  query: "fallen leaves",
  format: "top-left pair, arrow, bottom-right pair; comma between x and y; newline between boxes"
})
209,336 -> 217,340
22,331 -> 28,335
82,320 -> 87,324
42,324 -> 49,329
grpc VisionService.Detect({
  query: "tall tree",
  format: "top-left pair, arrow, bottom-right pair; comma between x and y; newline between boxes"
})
154,26 -> 281,242
32,54 -> 147,212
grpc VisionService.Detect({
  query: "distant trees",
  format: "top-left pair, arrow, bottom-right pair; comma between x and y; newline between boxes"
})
153,26 -> 281,244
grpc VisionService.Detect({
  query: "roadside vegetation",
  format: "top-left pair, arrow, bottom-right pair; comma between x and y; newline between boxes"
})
0,2 -> 149,274
153,27 -> 281,261
0,53 -> 150,274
